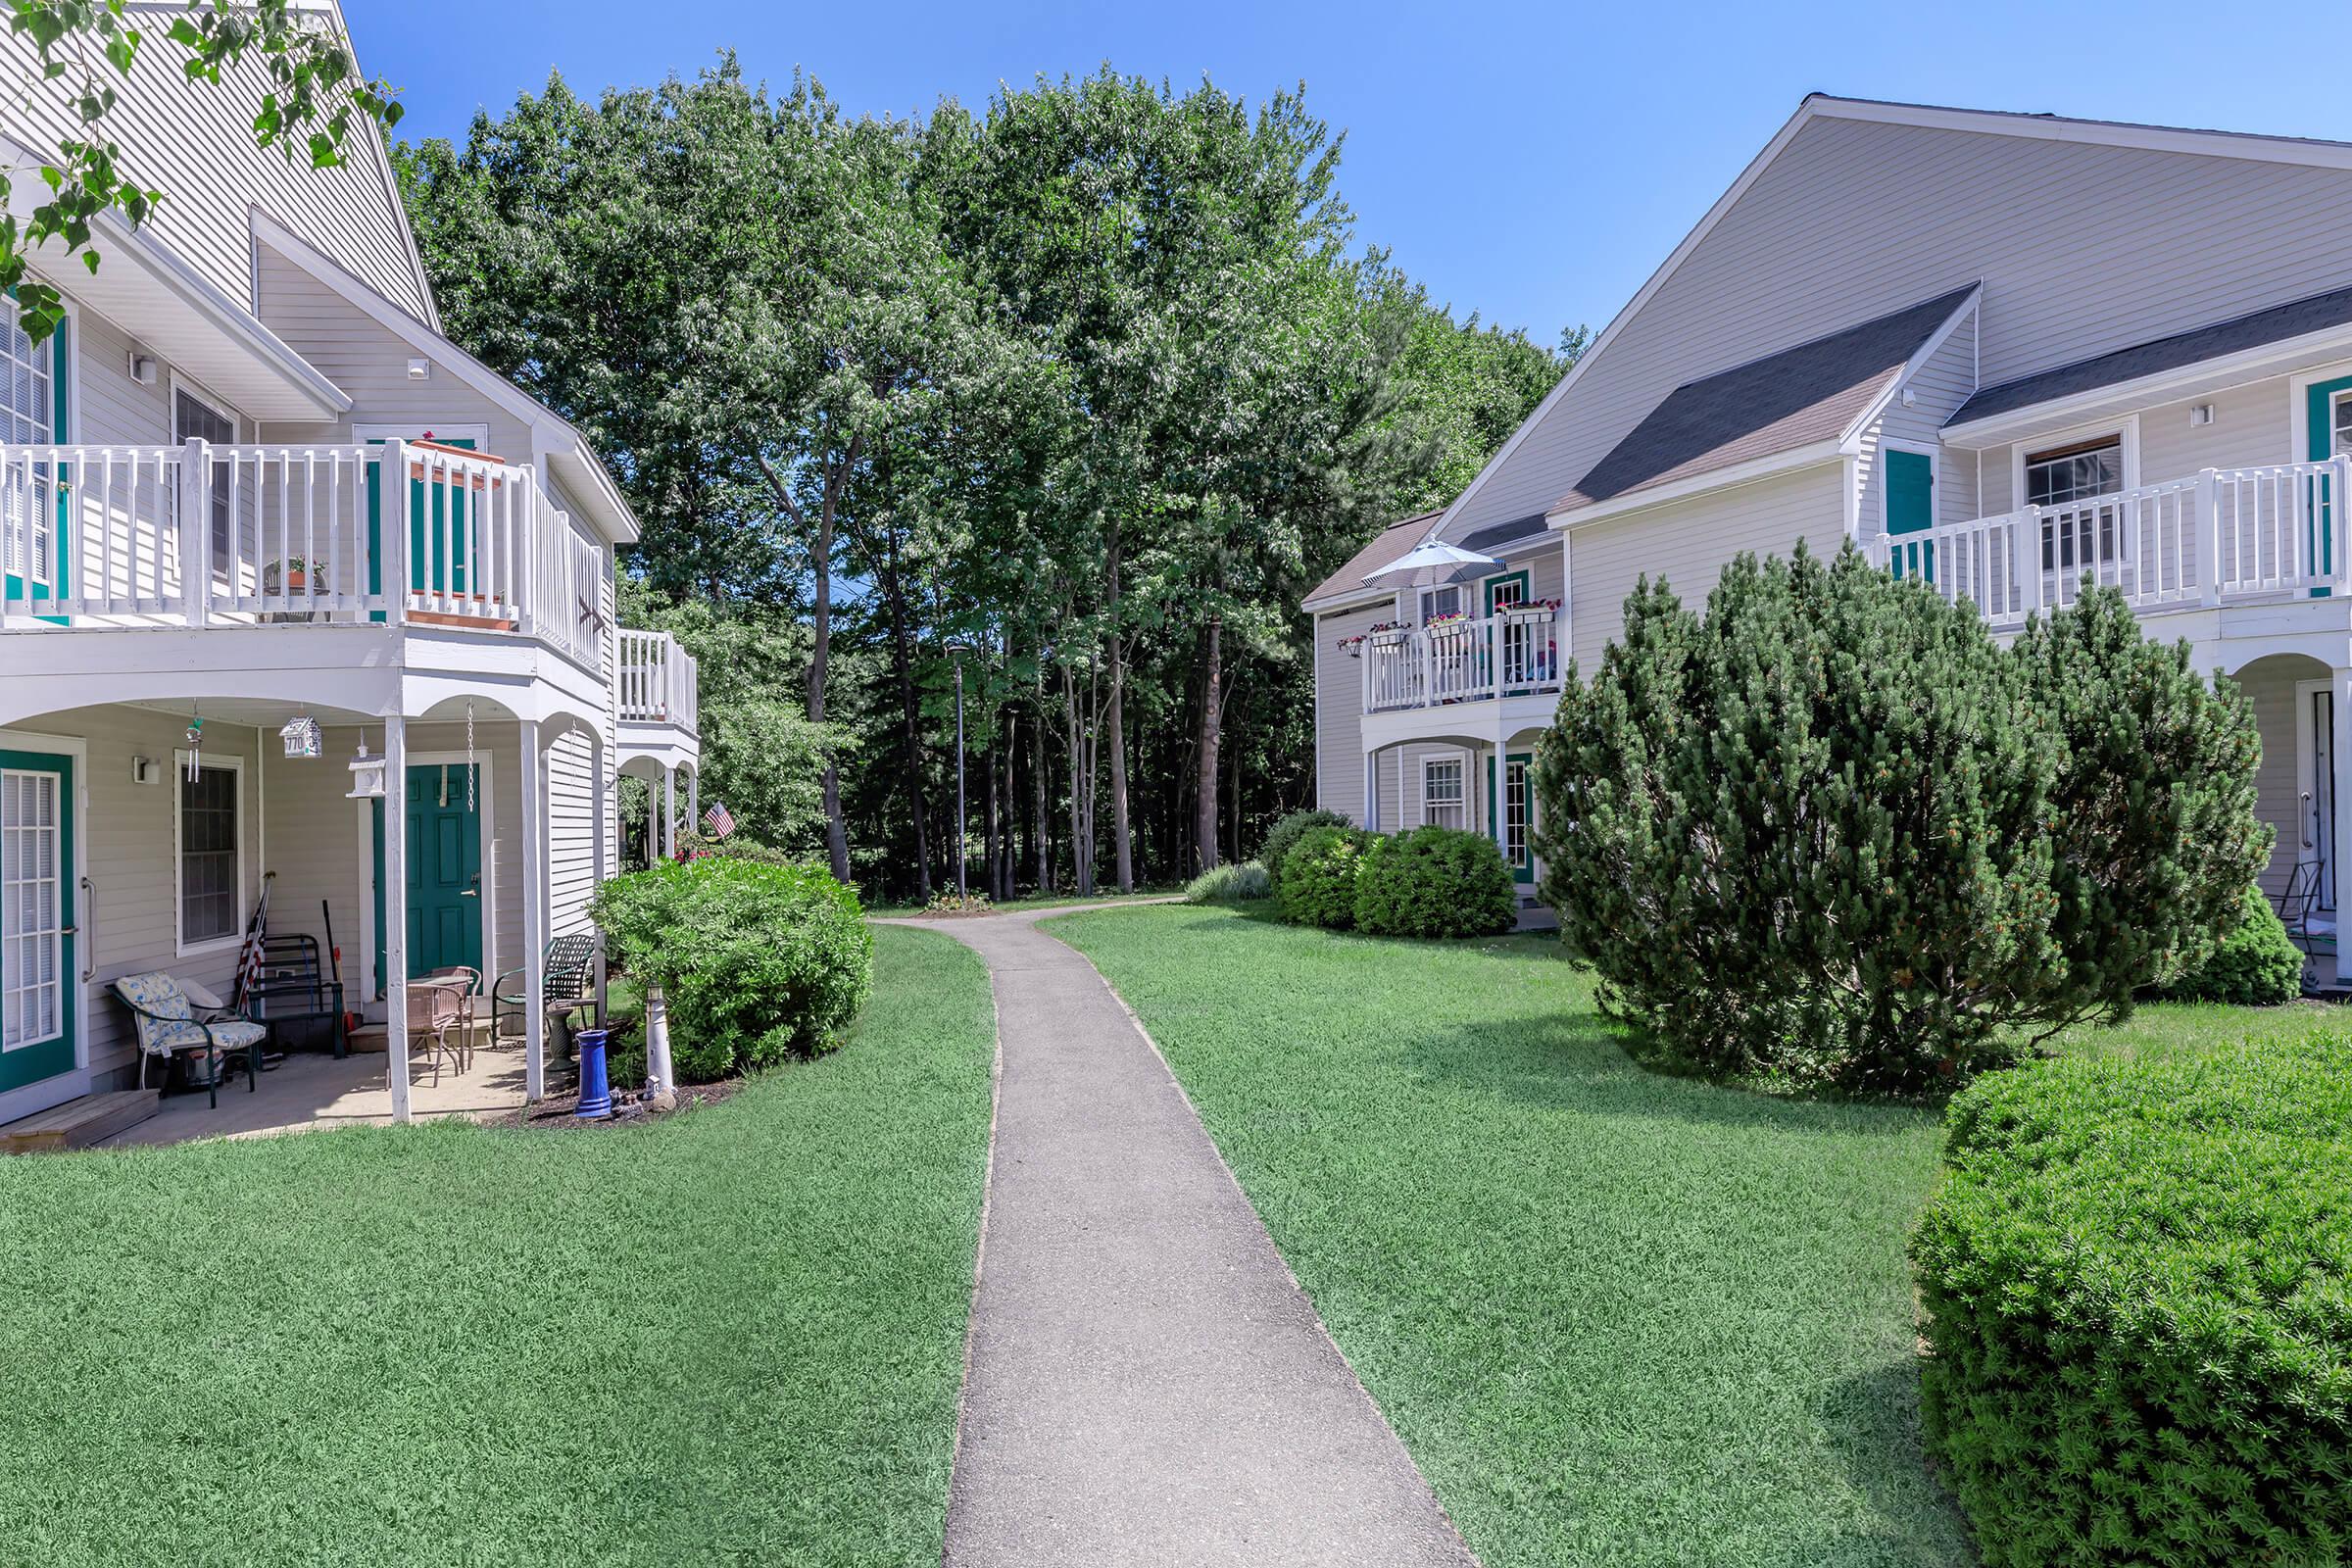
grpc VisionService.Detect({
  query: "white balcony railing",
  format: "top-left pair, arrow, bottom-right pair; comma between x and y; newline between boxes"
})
1362,605 -> 1568,713
616,626 -> 700,734
0,437 -> 606,669
1875,457 -> 2352,627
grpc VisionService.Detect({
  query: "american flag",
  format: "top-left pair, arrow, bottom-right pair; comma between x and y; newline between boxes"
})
230,873 -> 273,1011
701,800 -> 737,840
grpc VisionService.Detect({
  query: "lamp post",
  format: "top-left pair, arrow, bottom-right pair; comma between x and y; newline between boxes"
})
946,640 -> 974,898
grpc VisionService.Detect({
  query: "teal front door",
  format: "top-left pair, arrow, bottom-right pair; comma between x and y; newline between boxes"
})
2305,377 -> 2352,596
0,751 -> 76,1094
1885,448 -> 1936,582
1487,751 -> 1537,885
373,763 -> 482,995
366,434 -> 477,612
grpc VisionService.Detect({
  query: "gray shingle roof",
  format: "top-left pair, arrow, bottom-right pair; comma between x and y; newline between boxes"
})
1948,283 -> 2352,427
1553,285 -> 1979,516
1302,511 -> 1445,608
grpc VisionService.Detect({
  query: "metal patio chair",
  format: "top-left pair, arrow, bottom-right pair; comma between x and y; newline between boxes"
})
494,932 -> 602,1052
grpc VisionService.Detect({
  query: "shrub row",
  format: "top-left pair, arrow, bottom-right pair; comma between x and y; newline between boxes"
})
1911,1034 -> 2352,1566
1277,824 -> 1516,939
1257,808 -> 1348,895
590,855 -> 872,1082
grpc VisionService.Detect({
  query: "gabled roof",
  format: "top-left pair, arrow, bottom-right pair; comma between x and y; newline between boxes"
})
1429,95 -> 2352,544
1303,511 -> 1443,611
1551,285 -> 1977,516
1950,281 -> 2352,428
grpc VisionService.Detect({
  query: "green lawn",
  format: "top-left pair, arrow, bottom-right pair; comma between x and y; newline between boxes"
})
1048,904 -> 2323,1568
0,924 -> 996,1567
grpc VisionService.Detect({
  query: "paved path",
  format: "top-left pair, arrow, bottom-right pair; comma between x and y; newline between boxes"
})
899,907 -> 1479,1568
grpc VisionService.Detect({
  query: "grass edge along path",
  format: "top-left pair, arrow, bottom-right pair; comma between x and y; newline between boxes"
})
1047,902 -> 1972,1568
0,923 -> 996,1567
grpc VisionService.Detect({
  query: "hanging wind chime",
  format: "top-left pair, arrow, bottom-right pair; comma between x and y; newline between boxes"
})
184,707 -> 204,782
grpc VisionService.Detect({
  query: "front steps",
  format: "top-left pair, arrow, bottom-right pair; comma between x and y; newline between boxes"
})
0,1090 -> 159,1153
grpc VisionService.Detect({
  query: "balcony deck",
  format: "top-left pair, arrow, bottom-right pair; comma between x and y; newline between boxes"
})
1355,604 -> 1569,714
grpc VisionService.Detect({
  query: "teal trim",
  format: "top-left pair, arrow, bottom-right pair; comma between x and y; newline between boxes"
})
0,750 -> 75,1092
1485,751 -> 1537,884
1885,448 -> 1935,585
371,763 -> 483,996
367,434 -> 475,622
1482,569 -> 1531,614
5,324 -> 72,622
2306,377 -> 2352,597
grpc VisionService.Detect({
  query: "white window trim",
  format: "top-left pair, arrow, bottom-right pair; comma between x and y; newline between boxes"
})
1421,752 -> 1468,829
2009,414 -> 2139,514
1878,438 -> 1941,539
2287,359 -> 2352,465
1416,582 -> 1464,624
168,370 -> 243,444
172,748 -> 246,958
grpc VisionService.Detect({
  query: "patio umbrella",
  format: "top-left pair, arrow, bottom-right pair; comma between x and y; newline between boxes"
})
1364,539 -> 1504,591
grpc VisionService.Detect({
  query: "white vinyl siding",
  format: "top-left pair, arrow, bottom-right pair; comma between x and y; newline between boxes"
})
1313,604 -> 1380,820
1568,462 -> 1847,670
1445,112 -> 2352,546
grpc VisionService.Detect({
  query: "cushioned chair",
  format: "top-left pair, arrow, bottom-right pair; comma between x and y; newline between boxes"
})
112,971 -> 267,1108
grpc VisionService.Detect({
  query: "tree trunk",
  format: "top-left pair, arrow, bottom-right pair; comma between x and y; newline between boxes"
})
1106,523 -> 1135,894
1062,663 -> 1092,897
1030,702 -> 1051,893
880,531 -> 930,902
1194,616 -> 1223,874
983,727 -> 1001,903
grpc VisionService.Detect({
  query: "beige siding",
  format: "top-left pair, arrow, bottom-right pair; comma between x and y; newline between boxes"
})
2233,657 -> 2331,899
1448,112 -> 2352,544
253,241 -> 531,453
1857,310 -> 1981,535
1314,604 -> 1379,819
1568,462 -> 1847,669
0,26 -> 431,322
1973,371 -> 2304,518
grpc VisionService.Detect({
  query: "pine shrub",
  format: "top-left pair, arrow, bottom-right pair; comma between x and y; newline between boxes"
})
1913,1034 -> 2352,1566
1352,825 -> 1517,938
1279,825 -> 1376,929
1186,860 -> 1271,905
1258,808 -> 1349,895
1535,542 -> 2270,1092
590,856 -> 872,1081
2159,884 -> 2303,1004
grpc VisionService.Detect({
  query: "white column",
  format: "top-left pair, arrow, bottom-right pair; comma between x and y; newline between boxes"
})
383,713 -> 410,1122
2333,667 -> 2352,989
591,732 -> 609,1020
1362,747 -> 1378,830
662,764 -> 676,860
687,767 -> 700,843
519,718 -> 548,1103
1493,735 -> 1510,858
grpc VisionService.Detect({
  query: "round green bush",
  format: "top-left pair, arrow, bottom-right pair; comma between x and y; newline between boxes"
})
1186,860 -> 1270,905
1258,808 -> 1349,895
1352,825 -> 1517,938
2158,883 -> 2303,1004
1279,826 -> 1376,929
590,856 -> 872,1081
1912,1033 -> 2352,1566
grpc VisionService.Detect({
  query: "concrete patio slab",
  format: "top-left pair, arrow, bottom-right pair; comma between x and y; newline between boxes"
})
96,1038 -> 538,1149
901,906 -> 1479,1568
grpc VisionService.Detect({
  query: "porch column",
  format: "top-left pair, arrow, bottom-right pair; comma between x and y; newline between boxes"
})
590,730 -> 609,1020
662,764 -> 677,860
1492,733 -> 1509,858
1362,746 -> 1379,831
383,713 -> 411,1123
687,767 -> 700,843
2334,667 -> 2352,989
519,718 -> 548,1103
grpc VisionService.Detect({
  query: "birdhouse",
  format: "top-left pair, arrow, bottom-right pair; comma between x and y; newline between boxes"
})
346,740 -> 388,800
280,715 -> 322,759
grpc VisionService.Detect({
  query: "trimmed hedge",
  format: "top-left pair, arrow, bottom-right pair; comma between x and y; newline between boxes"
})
1280,826 -> 1376,929
590,856 -> 872,1082
1912,1034 -> 2352,1567
1258,808 -> 1349,895
1186,860 -> 1271,905
2159,884 -> 2303,1005
1353,825 -> 1518,938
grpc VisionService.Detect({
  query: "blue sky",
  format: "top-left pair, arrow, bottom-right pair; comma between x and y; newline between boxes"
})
349,0 -> 2352,349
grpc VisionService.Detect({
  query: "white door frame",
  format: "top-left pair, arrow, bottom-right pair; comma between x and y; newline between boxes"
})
355,748 -> 498,1006
0,724 -> 91,1120
2296,676 -> 2336,906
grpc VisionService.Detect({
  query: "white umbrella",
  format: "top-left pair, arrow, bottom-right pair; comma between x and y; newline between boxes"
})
1364,539 -> 1503,589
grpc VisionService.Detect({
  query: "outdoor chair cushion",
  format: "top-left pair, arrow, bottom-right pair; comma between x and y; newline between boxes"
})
114,971 -> 265,1055
144,1017 -> 270,1054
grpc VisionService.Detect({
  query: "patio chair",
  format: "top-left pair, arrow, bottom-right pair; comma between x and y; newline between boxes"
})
2272,860 -> 2337,966
246,933 -> 350,1058
407,968 -> 479,1087
494,932 -> 602,1052
112,971 -> 266,1109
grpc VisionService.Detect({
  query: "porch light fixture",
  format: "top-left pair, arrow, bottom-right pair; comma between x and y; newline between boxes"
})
279,715 -> 322,759
346,740 -> 388,800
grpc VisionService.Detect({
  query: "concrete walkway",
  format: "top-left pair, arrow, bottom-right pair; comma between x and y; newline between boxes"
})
903,906 -> 1479,1568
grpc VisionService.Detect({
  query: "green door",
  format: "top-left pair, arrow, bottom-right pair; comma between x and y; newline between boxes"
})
372,763 -> 482,995
1486,751 -> 1536,885
2,318 -> 71,621
2304,377 -> 2352,596
1885,449 -> 1935,583
0,751 -> 75,1093
366,434 -> 477,614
